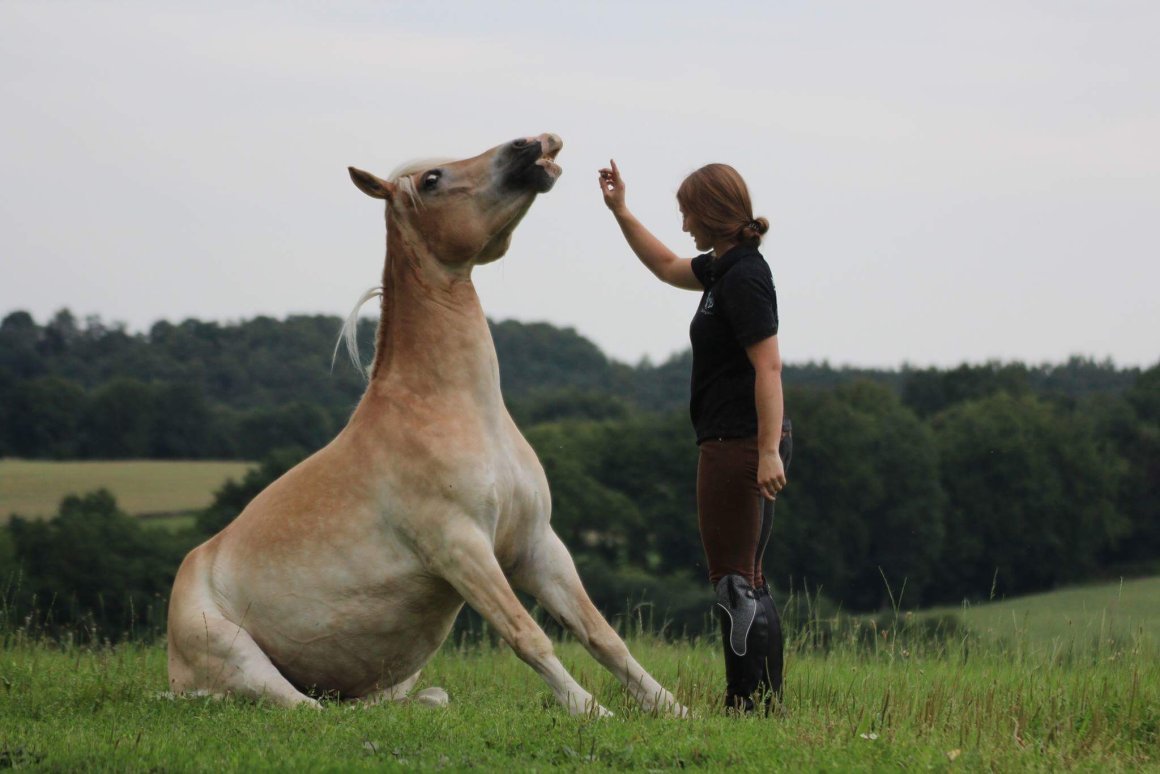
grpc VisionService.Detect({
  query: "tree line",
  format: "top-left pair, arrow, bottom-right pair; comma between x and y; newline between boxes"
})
0,309 -> 1138,459
1,308 -> 1157,638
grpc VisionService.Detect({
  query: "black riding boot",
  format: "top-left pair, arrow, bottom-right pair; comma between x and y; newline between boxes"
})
753,584 -> 784,710
715,574 -> 769,714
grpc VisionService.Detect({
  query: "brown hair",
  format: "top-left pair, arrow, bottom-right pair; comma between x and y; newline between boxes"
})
676,163 -> 769,247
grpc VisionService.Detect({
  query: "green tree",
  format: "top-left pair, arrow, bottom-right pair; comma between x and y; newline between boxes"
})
42,309 -> 80,356
508,387 -> 632,427
80,378 -> 157,458
1102,364 -> 1160,564
526,422 -> 644,566
902,362 -> 1030,418
768,381 -> 946,609
0,311 -> 43,382
149,382 -> 213,458
929,392 -> 1127,601
1028,356 -> 1139,398
0,527 -> 16,586
235,402 -> 334,460
588,412 -> 700,574
3,376 -> 86,458
526,412 -> 701,575
490,320 -> 634,399
5,490 -> 188,637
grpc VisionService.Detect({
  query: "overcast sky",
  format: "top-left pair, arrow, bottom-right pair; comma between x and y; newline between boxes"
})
2,1 -> 1157,369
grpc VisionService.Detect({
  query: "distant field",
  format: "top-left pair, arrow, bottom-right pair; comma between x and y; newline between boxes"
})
0,459 -> 253,521
928,575 -> 1160,644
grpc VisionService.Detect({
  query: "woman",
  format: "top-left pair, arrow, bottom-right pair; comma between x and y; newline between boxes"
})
598,159 -> 792,713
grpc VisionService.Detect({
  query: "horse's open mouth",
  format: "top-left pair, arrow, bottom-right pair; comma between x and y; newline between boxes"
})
528,145 -> 562,193
535,147 -> 562,179
535,133 -> 563,177
531,155 -> 561,192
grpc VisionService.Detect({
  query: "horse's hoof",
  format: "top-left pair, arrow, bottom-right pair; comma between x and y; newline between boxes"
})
413,687 -> 449,708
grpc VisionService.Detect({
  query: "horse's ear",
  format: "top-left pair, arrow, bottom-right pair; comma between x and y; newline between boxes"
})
348,167 -> 396,200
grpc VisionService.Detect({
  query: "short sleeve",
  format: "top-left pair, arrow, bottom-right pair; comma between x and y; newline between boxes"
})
690,253 -> 714,288
722,265 -> 778,347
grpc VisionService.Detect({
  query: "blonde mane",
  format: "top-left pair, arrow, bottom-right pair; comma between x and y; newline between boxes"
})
332,158 -> 456,378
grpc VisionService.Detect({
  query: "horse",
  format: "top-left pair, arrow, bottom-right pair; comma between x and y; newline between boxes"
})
166,133 -> 686,717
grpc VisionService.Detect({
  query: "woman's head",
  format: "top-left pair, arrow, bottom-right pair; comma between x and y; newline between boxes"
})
676,163 -> 768,250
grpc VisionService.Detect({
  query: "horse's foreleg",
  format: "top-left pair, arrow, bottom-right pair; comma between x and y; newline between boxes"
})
431,525 -> 609,717
512,529 -> 688,718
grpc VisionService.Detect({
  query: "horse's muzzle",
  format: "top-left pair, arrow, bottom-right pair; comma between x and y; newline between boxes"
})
502,133 -> 563,193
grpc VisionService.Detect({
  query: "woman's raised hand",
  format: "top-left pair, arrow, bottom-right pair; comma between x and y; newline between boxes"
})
597,159 -> 626,214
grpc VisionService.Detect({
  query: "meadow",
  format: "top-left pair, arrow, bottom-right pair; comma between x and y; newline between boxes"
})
0,459 -> 252,521
933,576 -> 1160,644
2,588 -> 1157,772
2,461 -> 1157,770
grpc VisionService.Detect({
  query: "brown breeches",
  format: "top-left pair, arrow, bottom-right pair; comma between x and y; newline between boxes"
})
696,419 -> 793,588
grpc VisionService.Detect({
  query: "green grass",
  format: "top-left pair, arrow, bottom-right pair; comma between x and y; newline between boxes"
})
0,459 -> 252,521
929,576 -> 1160,644
2,607 -> 1157,771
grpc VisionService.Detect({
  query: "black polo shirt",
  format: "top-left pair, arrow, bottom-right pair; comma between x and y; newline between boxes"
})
688,244 -> 779,443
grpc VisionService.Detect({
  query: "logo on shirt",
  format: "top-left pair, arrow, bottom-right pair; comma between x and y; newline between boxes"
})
702,291 -> 715,314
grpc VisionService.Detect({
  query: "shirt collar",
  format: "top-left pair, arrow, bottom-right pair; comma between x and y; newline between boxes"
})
707,244 -> 760,282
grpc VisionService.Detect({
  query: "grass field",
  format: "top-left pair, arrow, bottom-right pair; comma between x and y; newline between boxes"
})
2,583 -> 1158,771
931,576 -> 1160,645
1,629 -> 1155,771
0,459 -> 253,521
2,460 -> 1157,769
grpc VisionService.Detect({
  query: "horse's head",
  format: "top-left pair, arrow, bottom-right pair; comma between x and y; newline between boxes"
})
349,133 -> 563,268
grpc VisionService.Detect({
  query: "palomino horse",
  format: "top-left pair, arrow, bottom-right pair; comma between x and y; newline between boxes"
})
167,134 -> 686,717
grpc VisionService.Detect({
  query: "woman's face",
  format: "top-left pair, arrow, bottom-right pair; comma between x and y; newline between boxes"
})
681,208 -> 713,252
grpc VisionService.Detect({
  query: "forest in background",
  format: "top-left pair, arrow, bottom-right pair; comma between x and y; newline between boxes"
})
1,308 -> 1157,638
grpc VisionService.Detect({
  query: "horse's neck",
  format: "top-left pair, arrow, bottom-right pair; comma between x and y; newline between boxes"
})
366,239 -> 502,409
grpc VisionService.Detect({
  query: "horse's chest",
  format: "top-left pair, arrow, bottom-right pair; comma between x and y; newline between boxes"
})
393,425 -> 547,564
490,440 -> 548,514
485,451 -> 549,563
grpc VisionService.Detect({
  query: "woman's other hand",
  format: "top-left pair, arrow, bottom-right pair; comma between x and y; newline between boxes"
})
757,451 -> 787,501
597,159 -> 626,214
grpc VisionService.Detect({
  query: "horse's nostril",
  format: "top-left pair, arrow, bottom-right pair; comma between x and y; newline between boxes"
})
512,138 -> 530,148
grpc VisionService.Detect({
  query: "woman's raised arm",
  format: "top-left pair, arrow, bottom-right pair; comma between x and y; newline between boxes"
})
598,159 -> 701,291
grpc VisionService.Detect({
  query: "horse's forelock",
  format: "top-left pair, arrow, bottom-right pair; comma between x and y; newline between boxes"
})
388,157 -> 455,181
389,158 -> 456,210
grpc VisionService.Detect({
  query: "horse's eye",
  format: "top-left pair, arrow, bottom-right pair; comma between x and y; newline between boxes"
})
421,171 -> 441,191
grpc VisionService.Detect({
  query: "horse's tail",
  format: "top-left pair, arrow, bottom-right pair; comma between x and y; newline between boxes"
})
331,286 -> 383,380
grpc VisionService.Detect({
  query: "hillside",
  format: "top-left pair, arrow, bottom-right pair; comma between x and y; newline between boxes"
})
930,576 -> 1160,644
0,459 -> 252,521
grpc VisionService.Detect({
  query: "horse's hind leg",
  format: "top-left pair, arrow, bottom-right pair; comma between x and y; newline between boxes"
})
355,672 -> 449,708
168,611 -> 319,709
